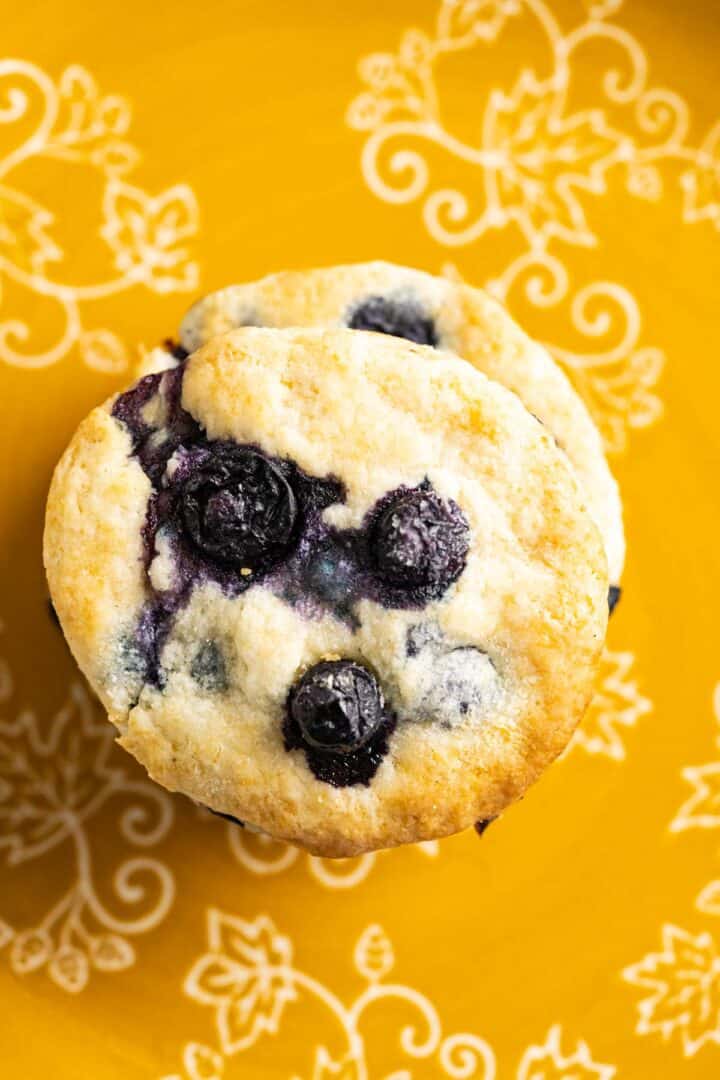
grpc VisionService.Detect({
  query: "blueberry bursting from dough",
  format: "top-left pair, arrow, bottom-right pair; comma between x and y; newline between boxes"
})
284,660 -> 396,788
112,360 -> 475,790
345,294 -> 622,618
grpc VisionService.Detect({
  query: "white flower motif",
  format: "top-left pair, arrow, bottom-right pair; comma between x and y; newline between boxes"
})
681,121 -> 720,230
307,1046 -> 361,1080
0,682 -> 121,865
626,163 -> 663,201
101,180 -> 199,293
353,924 -> 394,983
0,656 -> 174,993
572,648 -> 652,761
0,59 -> 200,370
517,1024 -> 615,1079
184,909 -> 296,1054
483,72 -> 627,248
671,684 -> 720,833
697,881 -> 720,918
623,925 -> 720,1056
671,764 -> 720,833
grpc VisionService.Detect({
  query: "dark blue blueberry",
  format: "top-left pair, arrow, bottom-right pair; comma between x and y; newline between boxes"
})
179,445 -> 299,572
289,660 -> 383,752
370,484 -> 469,602
191,640 -> 228,692
284,660 -> 395,786
163,338 -> 189,361
347,294 -> 438,346
209,808 -> 245,826
608,585 -> 621,615
474,817 -> 497,837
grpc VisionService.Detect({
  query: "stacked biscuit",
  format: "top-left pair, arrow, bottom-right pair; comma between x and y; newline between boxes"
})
45,263 -> 620,856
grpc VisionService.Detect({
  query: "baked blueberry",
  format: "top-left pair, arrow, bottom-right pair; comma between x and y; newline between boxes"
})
288,659 -> 384,753
191,640 -> 228,692
474,817 -> 496,837
178,264 -> 624,589
370,484 -> 469,599
46,325 -> 609,855
163,338 -> 189,361
347,294 -> 438,346
179,444 -> 298,572
608,585 -> 621,615
284,659 -> 395,788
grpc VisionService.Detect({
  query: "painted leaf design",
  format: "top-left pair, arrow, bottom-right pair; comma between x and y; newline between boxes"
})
90,934 -> 135,972
311,1046 -> 362,1080
626,163 -> 663,201
183,1042 -> 224,1080
623,925 -> 720,1055
184,910 -> 296,1055
518,1025 -> 615,1079
101,180 -> 199,293
0,184 -> 61,274
398,30 -> 434,69
48,945 -> 90,993
681,124 -> 720,229
10,929 -> 52,974
438,0 -> 521,43
347,31 -> 436,131
572,649 -> 651,760
77,328 -> 129,374
0,918 -> 13,948
672,764 -> 720,832
485,74 -> 626,245
52,65 -> 133,159
557,347 -> 665,455
354,924 -> 394,983
697,881 -> 720,917
0,683 -> 121,865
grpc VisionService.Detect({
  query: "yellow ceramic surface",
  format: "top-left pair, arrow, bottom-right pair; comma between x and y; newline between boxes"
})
2,1 -> 719,1076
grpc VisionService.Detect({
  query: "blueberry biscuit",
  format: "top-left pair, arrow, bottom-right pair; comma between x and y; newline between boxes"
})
45,327 -> 607,856
173,262 -> 624,595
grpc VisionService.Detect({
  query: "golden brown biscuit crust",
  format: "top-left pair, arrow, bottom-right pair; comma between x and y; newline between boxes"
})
180,262 -> 624,583
46,328 -> 607,856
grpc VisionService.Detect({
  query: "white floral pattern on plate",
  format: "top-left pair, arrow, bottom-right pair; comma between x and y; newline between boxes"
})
570,647 -> 651,761
0,621 -> 174,993
341,0 -> 720,452
162,908 -> 614,1079
222,815 -> 439,890
624,683 -> 720,1056
0,59 -> 199,371
516,1024 -> 616,1079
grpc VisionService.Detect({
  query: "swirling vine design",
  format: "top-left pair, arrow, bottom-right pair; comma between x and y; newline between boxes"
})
162,909 -> 615,1079
0,58 -> 199,371
345,0 -> 719,452
0,671 -> 175,993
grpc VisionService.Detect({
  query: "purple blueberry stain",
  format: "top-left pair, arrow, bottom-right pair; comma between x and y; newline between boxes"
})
111,364 -> 346,694
111,362 -> 473,789
347,293 -> 438,347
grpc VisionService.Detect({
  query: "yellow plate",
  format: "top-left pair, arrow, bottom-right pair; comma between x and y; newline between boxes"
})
2,1 -> 719,1076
